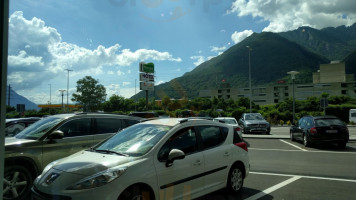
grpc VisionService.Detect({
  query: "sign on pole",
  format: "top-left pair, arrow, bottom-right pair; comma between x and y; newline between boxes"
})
140,82 -> 154,91
140,62 -> 154,73
140,73 -> 154,82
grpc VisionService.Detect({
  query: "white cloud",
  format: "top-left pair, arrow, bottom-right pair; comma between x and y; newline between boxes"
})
228,0 -> 356,32
7,11 -> 182,93
210,46 -> 227,53
117,70 -> 125,76
107,70 -> 114,75
231,30 -> 253,44
122,82 -> 131,86
190,56 -> 206,66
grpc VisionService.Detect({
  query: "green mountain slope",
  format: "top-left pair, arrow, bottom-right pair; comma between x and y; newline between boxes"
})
344,50 -> 356,80
279,23 -> 356,60
132,32 -> 330,100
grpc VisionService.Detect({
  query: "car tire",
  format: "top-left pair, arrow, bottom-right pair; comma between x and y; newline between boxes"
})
118,185 -> 154,200
290,132 -> 295,141
266,131 -> 270,135
303,134 -> 310,147
3,165 -> 33,200
226,165 -> 244,194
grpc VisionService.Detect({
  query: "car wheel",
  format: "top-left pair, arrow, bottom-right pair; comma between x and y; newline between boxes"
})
266,131 -> 270,135
226,165 -> 244,194
303,134 -> 310,147
290,132 -> 295,141
118,185 -> 154,200
3,165 -> 33,200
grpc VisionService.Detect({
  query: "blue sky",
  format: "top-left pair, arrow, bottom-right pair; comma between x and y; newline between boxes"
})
7,0 -> 356,105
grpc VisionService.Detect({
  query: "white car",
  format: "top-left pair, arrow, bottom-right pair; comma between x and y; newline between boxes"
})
32,118 -> 249,200
214,117 -> 243,138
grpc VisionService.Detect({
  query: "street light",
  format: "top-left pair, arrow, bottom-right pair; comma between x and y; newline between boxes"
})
48,84 -> 51,104
65,69 -> 73,111
246,46 -> 252,113
287,71 -> 299,124
59,89 -> 66,112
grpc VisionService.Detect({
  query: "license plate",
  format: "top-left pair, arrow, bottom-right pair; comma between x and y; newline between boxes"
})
326,130 -> 337,133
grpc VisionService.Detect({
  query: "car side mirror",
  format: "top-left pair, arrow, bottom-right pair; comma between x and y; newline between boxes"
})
47,130 -> 64,140
166,149 -> 185,167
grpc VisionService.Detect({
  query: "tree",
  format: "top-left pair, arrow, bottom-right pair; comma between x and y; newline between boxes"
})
72,76 -> 106,112
161,96 -> 171,111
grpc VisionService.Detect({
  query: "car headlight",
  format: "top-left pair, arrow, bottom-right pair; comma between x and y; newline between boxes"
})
66,167 -> 127,190
40,160 -> 61,177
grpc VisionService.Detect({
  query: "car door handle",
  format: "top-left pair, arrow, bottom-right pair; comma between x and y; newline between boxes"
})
193,160 -> 202,166
224,152 -> 230,157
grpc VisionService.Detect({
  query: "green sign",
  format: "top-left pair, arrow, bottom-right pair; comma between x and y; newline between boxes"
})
141,62 -> 154,73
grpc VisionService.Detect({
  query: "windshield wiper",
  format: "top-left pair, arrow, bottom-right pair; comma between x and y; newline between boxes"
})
93,149 -> 129,157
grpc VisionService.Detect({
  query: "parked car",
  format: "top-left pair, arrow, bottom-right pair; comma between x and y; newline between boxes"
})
32,118 -> 250,200
3,113 -> 144,200
238,113 -> 271,134
5,117 -> 41,137
290,115 -> 349,148
214,117 -> 242,138
129,111 -> 159,118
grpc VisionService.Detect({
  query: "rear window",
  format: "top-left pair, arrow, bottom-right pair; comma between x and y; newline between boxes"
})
233,129 -> 243,143
315,118 -> 344,127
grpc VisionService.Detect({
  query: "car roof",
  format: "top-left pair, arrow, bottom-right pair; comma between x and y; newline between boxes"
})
140,117 -> 217,127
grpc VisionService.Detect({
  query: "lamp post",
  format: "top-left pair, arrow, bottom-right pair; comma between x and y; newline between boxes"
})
65,69 -> 73,111
287,71 -> 299,124
48,84 -> 51,104
59,89 -> 66,112
246,46 -> 252,113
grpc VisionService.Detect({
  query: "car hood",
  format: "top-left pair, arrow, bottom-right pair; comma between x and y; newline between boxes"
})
51,150 -> 141,176
5,137 -> 34,146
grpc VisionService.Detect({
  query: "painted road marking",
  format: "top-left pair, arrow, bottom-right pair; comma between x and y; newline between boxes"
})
250,171 -> 356,183
279,139 -> 308,151
249,148 -> 356,155
244,176 -> 301,200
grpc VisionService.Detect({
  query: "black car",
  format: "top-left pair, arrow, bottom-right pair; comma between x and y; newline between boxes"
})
290,115 -> 349,148
5,117 -> 41,137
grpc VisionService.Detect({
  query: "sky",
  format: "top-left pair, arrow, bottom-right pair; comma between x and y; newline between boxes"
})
7,0 -> 356,105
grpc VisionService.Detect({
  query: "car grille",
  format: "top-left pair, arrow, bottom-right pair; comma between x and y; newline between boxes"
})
251,124 -> 266,128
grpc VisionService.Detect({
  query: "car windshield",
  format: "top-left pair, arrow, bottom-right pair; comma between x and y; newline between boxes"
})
93,124 -> 171,157
246,114 -> 264,120
315,118 -> 345,127
15,117 -> 64,140
223,119 -> 237,124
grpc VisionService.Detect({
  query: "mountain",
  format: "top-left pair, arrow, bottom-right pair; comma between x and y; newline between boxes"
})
279,23 -> 356,60
6,87 -> 38,110
132,32 -> 330,100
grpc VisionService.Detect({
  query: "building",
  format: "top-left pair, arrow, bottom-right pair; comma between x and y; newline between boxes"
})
199,62 -> 356,105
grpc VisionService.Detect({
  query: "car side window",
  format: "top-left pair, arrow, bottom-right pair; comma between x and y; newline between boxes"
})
157,127 -> 197,161
196,126 -> 224,149
94,118 -> 123,134
58,118 -> 91,137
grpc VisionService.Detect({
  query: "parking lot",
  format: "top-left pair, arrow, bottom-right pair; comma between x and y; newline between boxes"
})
198,127 -> 356,200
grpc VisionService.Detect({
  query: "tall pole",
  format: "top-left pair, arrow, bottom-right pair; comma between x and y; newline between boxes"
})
65,69 -> 73,111
246,46 -> 252,113
59,89 -> 66,112
49,84 -> 51,104
288,71 -> 299,124
292,78 -> 295,124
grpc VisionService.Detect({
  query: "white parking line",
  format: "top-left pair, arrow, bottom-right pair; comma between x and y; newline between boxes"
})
244,176 -> 301,200
249,148 -> 356,155
279,139 -> 308,151
250,171 -> 356,183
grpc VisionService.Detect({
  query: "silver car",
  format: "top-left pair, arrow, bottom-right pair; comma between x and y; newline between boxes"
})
4,113 -> 143,200
238,113 -> 271,134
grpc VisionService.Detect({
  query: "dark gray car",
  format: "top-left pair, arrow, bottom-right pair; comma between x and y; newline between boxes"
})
4,113 -> 143,200
238,113 -> 271,134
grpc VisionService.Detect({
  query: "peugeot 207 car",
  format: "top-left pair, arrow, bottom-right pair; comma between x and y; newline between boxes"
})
238,113 -> 271,134
4,113 -> 143,200
32,118 -> 250,200
290,115 -> 349,148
